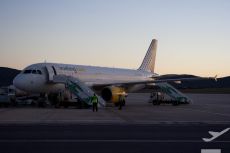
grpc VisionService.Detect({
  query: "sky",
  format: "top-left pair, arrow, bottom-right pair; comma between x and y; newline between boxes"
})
0,0 -> 230,77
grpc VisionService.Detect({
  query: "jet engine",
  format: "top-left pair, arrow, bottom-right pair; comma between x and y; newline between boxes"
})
101,86 -> 127,104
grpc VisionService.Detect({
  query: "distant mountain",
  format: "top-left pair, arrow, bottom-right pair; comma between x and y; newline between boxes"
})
157,74 -> 198,79
0,67 -> 229,89
0,67 -> 21,87
158,74 -> 230,89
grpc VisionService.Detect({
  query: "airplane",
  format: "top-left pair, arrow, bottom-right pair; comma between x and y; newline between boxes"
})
203,128 -> 230,142
13,39 -> 213,106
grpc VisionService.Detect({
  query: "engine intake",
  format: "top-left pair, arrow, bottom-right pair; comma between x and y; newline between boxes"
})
101,86 -> 126,103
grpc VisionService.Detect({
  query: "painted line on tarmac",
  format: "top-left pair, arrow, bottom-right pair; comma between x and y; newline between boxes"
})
0,120 -> 230,126
0,139 -> 229,143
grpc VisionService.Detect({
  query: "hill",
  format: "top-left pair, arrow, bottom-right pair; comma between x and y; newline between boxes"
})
0,67 -> 229,90
159,74 -> 230,89
0,67 -> 21,87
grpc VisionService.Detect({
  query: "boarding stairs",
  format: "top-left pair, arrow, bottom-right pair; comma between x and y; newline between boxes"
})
53,75 -> 106,107
155,82 -> 192,104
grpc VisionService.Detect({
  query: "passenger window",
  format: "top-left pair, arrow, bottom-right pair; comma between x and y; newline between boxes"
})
32,70 -> 37,74
23,70 -> 32,74
37,70 -> 42,74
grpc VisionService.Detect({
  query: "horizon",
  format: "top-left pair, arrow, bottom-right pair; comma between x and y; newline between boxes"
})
1,0 -> 230,77
1,66 -> 229,79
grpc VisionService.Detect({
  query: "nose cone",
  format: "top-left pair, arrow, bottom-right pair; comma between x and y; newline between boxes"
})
13,74 -> 25,91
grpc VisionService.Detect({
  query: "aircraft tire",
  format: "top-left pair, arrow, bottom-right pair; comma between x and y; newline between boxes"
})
172,101 -> 179,106
152,100 -> 158,105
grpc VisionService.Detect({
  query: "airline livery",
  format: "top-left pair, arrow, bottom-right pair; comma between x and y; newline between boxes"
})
13,39 -> 205,106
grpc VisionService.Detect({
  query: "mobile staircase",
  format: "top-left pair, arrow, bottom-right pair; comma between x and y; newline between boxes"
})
53,75 -> 106,107
154,82 -> 192,105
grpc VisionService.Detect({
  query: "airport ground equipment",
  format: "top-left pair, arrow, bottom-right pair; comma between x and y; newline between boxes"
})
151,83 -> 192,105
0,87 -> 16,107
53,75 -> 106,107
0,94 -> 11,107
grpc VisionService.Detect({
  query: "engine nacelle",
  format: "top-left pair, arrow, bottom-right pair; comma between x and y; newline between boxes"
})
101,86 -> 127,104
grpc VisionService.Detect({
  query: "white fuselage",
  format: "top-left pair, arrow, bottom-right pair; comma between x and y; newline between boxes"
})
13,63 -> 156,94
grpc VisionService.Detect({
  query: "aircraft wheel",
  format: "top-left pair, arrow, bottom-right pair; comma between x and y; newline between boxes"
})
63,102 -> 69,108
38,101 -> 45,108
157,100 -> 161,105
172,101 -> 179,106
152,100 -> 158,105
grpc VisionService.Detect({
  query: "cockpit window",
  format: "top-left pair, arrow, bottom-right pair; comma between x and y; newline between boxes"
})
23,69 -> 42,75
32,70 -> 37,74
23,70 -> 32,74
37,70 -> 42,74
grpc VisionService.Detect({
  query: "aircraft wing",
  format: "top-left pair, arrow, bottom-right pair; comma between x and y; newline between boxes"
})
91,76 -> 217,87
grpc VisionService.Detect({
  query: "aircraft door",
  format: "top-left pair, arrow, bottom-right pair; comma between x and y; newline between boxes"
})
45,65 -> 57,82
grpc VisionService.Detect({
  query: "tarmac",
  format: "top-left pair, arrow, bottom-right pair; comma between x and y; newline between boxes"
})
0,123 -> 229,153
0,93 -> 229,124
0,93 -> 230,153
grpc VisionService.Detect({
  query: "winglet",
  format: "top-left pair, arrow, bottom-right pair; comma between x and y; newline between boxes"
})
214,75 -> 218,81
208,75 -> 218,81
